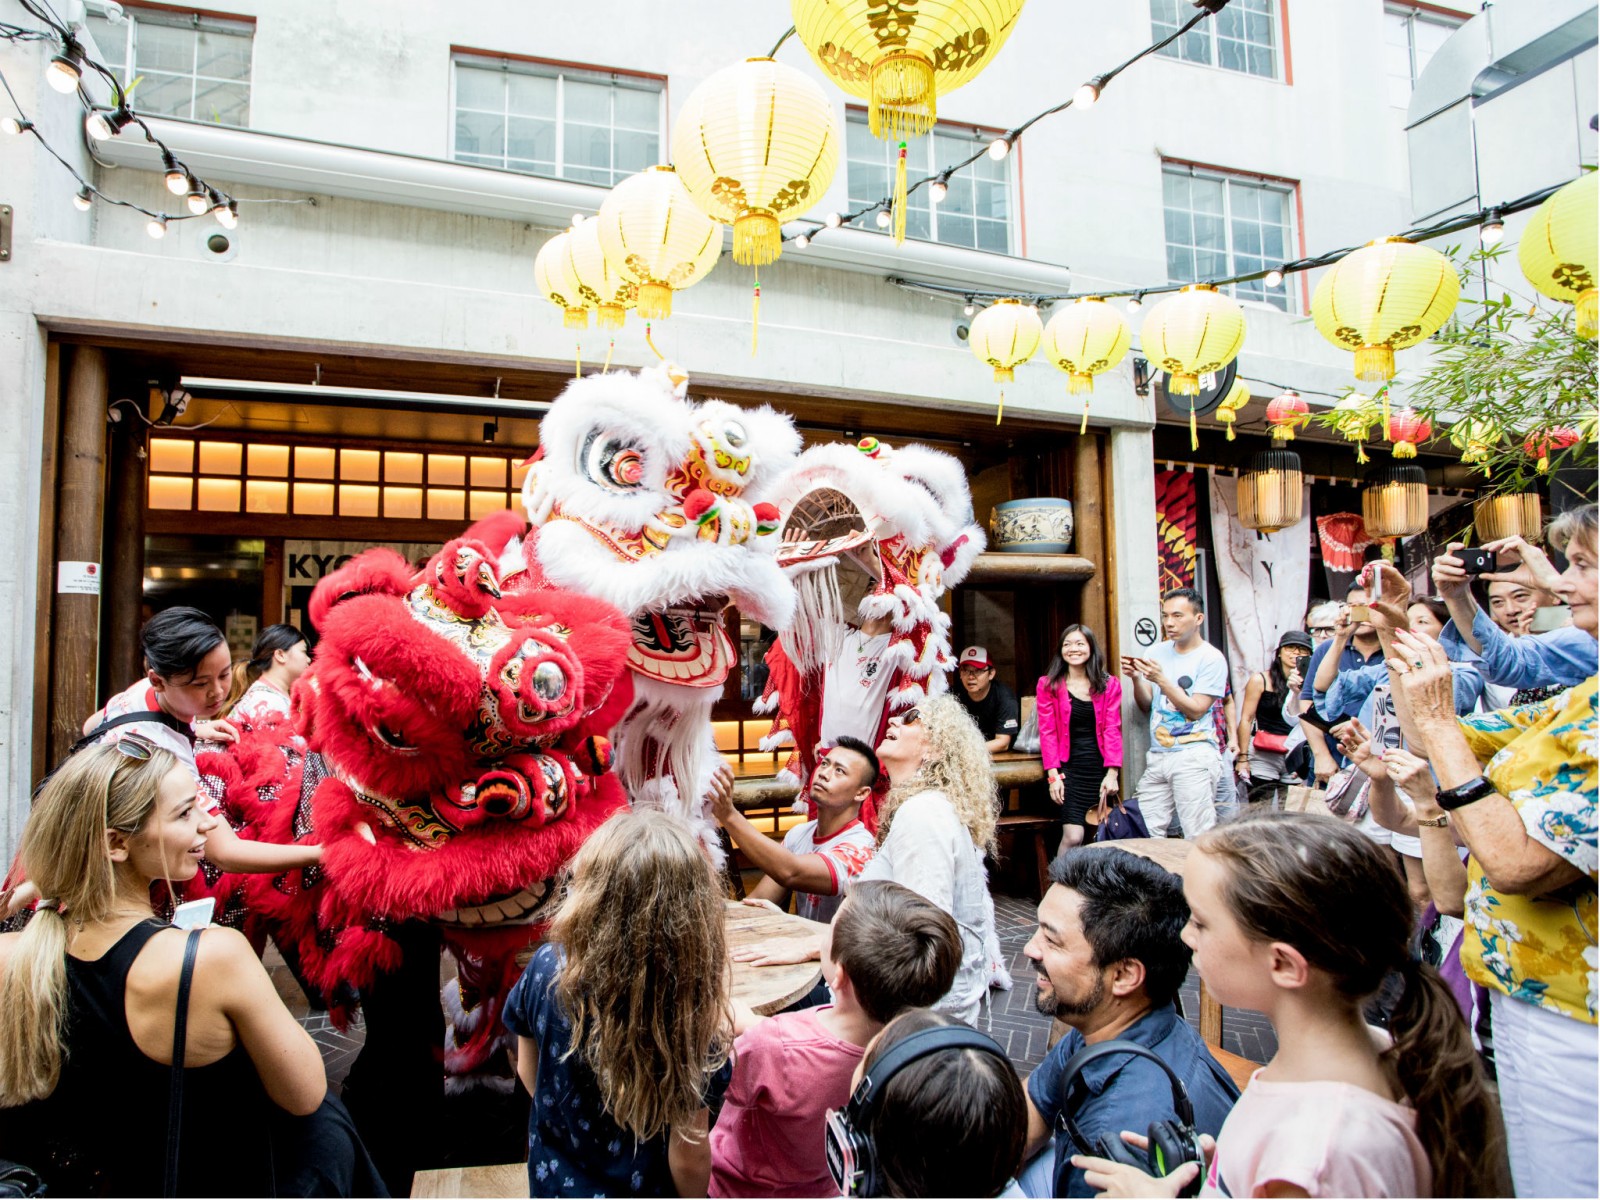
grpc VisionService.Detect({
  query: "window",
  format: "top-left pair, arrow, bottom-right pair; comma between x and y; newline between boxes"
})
85,8 -> 252,126
452,55 -> 661,185
1153,0 -> 1279,79
844,113 -> 1013,253
1384,5 -> 1463,108
1163,166 -> 1295,310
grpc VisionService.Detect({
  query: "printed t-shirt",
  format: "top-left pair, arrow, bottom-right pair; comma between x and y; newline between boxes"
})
707,1007 -> 864,1198
820,630 -> 894,747
94,681 -> 215,808
781,818 -> 875,923
231,677 -> 291,727
1202,1072 -> 1430,1198
955,680 -> 1021,742
1145,640 -> 1228,754
503,943 -> 732,1197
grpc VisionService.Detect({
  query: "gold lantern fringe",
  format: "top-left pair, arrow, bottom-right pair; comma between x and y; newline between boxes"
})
893,142 -> 908,246
1579,288 -> 1598,339
1167,372 -> 1200,396
637,282 -> 673,320
869,53 -> 936,141
597,305 -> 626,330
993,366 -> 1015,383
733,212 -> 782,266
1066,374 -> 1093,395
563,307 -> 588,330
1354,345 -> 1396,383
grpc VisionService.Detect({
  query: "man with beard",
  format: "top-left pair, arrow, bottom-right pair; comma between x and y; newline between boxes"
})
1018,848 -> 1238,1198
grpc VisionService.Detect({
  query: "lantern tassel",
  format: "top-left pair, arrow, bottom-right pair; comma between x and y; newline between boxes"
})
1355,441 -> 1369,465
996,388 -> 1004,426
751,270 -> 760,358
602,338 -> 614,373
1225,424 -> 1236,442
574,341 -> 582,380
1189,400 -> 1199,452
645,322 -> 665,361
1080,396 -> 1089,437
893,142 -> 908,247
1376,383 -> 1392,438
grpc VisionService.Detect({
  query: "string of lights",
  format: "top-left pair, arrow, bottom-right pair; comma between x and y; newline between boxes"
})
786,1 -> 1226,249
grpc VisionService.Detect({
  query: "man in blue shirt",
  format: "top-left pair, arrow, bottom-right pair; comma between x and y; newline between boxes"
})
1301,581 -> 1386,781
1019,847 -> 1239,1197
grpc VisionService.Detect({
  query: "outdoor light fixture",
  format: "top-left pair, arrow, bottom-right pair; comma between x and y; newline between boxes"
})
1132,356 -> 1151,398
1479,209 -> 1505,246
824,211 -> 842,228
215,199 -> 240,229
146,214 -> 168,239
929,173 -> 950,203
793,233 -> 809,248
46,40 -> 85,93
1264,267 -> 1285,288
1361,463 -> 1429,539
72,187 -> 92,211
0,116 -> 29,135
1473,488 -> 1542,542
185,181 -> 211,216
963,299 -> 976,316
874,209 -> 891,228
1239,443 -> 1305,533
1075,75 -> 1106,108
1127,292 -> 1143,313
987,135 -> 1011,160
483,420 -> 498,444
85,106 -> 134,141
163,154 -> 188,194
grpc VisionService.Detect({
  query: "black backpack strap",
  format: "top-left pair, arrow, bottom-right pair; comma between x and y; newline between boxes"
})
164,929 -> 202,1198
73,709 -> 196,756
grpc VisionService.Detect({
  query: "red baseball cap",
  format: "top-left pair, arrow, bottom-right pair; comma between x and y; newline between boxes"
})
958,646 -> 992,670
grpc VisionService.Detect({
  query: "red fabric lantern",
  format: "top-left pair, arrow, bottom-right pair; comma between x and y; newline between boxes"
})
1387,407 -> 1433,459
1265,391 -> 1310,441
1523,426 -> 1581,473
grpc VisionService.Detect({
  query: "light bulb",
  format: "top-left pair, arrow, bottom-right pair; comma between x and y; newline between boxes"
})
164,156 -> 189,195
987,136 -> 1011,160
215,201 -> 239,230
46,44 -> 84,94
0,116 -> 28,136
570,212 -> 585,225
73,187 -> 92,212
1480,211 -> 1504,246
1264,267 -> 1284,289
963,302 -> 976,317
1074,79 -> 1101,108
793,233 -> 809,249
186,185 -> 211,216
84,110 -> 112,141
1126,294 -> 1143,313
824,212 -> 842,229
874,209 -> 891,228
929,177 -> 948,204
147,215 -> 168,239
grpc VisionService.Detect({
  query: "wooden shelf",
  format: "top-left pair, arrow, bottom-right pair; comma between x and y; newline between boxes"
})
963,551 -> 1096,585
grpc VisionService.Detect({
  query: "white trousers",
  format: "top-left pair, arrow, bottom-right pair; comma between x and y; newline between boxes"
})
1491,989 -> 1599,1198
1138,744 -> 1221,838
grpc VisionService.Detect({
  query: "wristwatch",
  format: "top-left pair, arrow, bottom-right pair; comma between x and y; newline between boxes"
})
1435,775 -> 1496,811
1415,813 -> 1450,828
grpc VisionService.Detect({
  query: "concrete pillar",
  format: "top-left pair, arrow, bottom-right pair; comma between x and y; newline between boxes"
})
1107,426 -> 1161,793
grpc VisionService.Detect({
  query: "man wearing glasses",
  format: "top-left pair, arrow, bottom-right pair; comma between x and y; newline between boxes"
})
1304,601 -> 1340,644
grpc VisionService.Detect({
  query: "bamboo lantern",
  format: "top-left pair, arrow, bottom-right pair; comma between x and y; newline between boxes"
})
1448,416 -> 1501,472
790,0 -> 1025,142
671,58 -> 839,266
1387,407 -> 1433,458
970,299 -> 1042,423
1237,445 -> 1303,534
1140,285 -> 1246,396
564,218 -> 637,329
1518,171 -> 1598,339
535,229 -> 589,329
1265,391 -> 1310,441
1474,489 -> 1542,543
1215,380 -> 1250,442
1311,238 -> 1460,382
1362,464 -> 1430,539
1523,425 -> 1582,473
1331,392 -> 1383,464
595,166 -> 723,320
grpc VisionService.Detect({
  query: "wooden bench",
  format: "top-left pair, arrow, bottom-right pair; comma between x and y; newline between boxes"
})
998,812 -> 1056,900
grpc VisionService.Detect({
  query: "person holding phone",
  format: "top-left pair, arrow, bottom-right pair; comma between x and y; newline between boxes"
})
1300,581 -> 1387,784
1235,631 -> 1313,809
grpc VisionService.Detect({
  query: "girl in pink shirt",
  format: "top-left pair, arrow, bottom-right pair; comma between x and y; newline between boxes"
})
1074,815 -> 1508,1198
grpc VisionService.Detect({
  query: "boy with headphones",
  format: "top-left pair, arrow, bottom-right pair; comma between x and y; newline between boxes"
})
709,881 -> 961,1198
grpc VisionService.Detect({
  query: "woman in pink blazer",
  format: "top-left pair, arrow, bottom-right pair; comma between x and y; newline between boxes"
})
1035,625 -> 1123,853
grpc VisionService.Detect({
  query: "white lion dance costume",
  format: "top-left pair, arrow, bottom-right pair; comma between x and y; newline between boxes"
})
503,363 -> 799,848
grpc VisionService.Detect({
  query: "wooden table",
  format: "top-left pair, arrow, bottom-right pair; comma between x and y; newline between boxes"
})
411,1162 -> 527,1198
726,900 -> 824,1015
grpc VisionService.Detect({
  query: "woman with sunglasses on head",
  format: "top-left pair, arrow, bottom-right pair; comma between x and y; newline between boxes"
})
0,742 -> 380,1197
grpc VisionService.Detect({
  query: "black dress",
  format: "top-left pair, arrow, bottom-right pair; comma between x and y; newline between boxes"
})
1062,692 -> 1105,828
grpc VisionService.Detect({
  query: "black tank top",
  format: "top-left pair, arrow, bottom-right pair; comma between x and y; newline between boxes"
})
1255,682 -> 1294,736
5,919 -> 277,1196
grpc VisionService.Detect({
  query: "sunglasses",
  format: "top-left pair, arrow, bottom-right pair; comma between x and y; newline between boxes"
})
110,734 -> 157,762
1309,626 -> 1336,636
893,708 -> 921,727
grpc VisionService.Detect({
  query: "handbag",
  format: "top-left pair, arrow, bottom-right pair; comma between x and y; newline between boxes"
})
1095,796 -> 1150,842
1251,729 -> 1291,754
0,1160 -> 45,1198
1322,764 -> 1370,820
1012,707 -> 1041,755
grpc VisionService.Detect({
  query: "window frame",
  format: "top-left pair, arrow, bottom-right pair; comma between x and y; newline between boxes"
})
1160,161 -> 1303,313
842,107 -> 1019,255
448,49 -> 666,186
86,4 -> 255,127
1383,3 -> 1467,108
1151,0 -> 1285,82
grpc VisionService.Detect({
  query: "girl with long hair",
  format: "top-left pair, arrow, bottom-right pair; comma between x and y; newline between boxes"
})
1074,813 -> 1507,1198
0,742 -> 347,1196
503,808 -> 733,1197
226,623 -> 310,727
1235,630 -> 1312,809
1037,625 -> 1123,853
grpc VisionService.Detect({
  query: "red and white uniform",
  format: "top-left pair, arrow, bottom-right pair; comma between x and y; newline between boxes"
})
94,680 -> 215,808
232,677 -> 291,727
782,817 -> 875,923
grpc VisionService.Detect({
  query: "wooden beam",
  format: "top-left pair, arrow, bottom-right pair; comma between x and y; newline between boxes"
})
32,343 -> 63,789
1073,434 -> 1109,650
103,415 -> 147,697
50,347 -> 109,763
963,552 -> 1096,585
262,538 -> 285,626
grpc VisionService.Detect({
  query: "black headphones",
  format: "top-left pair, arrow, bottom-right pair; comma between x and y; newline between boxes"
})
824,1025 -> 1010,1197
1058,1040 -> 1205,1197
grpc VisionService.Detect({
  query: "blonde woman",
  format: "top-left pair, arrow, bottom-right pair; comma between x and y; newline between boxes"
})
0,741 -> 336,1197
735,694 -> 1001,1023
503,808 -> 733,1197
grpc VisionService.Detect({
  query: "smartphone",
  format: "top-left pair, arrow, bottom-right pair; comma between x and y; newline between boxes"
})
1292,651 -> 1312,674
1299,706 -> 1339,734
172,897 -> 215,930
1347,604 -> 1372,623
1458,547 -> 1499,576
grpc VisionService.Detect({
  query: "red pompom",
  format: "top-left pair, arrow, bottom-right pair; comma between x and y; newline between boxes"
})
683,488 -> 717,522
753,502 -> 780,523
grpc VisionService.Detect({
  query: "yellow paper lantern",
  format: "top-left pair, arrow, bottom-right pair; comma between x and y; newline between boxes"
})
1140,285 -> 1246,396
534,229 -> 588,329
671,57 -> 839,266
790,0 -> 1025,143
1331,393 -> 1383,463
1312,237 -> 1460,382
565,218 -> 637,330
970,299 -> 1042,382
595,166 -> 723,320
1448,416 -> 1502,471
1040,299 -> 1131,395
1215,380 -> 1249,441
1519,171 -> 1598,339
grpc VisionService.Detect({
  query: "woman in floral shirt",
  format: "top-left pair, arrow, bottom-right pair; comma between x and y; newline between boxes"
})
1388,503 -> 1597,1200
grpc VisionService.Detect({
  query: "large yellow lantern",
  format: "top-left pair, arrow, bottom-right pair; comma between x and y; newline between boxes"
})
970,298 -> 1042,423
1140,285 -> 1246,396
1312,238 -> 1460,382
790,0 -> 1025,142
565,218 -> 637,330
595,166 -> 723,320
535,229 -> 588,329
1519,171 -> 1598,339
671,57 -> 839,266
1040,299 -> 1130,394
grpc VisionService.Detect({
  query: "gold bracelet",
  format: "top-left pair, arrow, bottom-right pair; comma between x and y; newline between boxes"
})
1416,813 -> 1450,828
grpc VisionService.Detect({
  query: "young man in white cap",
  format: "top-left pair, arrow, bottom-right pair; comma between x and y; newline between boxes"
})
955,645 -> 1020,755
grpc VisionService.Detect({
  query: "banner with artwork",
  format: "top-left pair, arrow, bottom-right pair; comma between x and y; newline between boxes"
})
1154,469 -> 1198,593
1208,471 -> 1313,690
1316,513 -> 1372,598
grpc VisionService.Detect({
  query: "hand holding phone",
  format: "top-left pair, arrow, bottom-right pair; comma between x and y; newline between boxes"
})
1457,547 -> 1499,576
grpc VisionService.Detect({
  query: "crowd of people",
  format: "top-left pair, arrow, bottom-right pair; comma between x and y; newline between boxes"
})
0,503 -> 1594,1198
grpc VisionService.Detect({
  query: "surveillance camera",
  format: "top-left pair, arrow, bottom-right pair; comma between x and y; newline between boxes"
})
951,316 -> 971,346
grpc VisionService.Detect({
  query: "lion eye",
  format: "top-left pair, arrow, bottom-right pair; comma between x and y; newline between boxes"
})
582,433 -> 646,492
